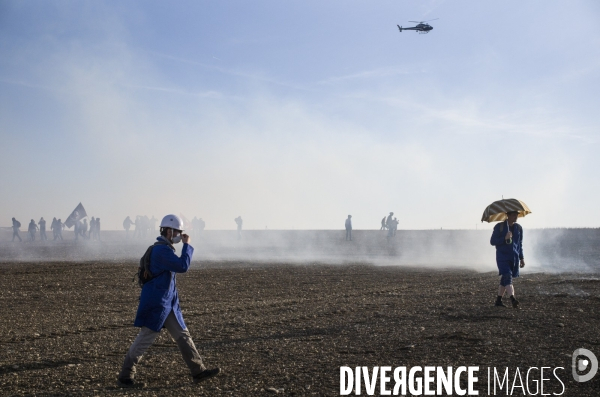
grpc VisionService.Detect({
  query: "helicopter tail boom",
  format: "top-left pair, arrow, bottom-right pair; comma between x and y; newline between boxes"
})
397,25 -> 402,32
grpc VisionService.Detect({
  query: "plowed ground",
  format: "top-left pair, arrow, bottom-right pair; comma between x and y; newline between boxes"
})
1,262 -> 599,396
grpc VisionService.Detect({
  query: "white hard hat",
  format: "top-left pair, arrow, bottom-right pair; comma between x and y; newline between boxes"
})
160,214 -> 184,231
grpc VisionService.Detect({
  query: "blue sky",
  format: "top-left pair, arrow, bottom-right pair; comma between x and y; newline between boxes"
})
1,1 -> 599,230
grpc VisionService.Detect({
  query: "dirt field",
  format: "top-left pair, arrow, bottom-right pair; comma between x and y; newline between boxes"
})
1,260 -> 600,396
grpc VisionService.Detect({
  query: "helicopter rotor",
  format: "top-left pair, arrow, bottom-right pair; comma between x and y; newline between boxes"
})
408,18 -> 439,24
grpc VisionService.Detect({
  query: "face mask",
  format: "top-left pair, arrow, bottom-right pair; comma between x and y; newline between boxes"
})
171,234 -> 182,244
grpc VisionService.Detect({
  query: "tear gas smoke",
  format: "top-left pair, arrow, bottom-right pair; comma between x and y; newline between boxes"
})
1,229 -> 598,274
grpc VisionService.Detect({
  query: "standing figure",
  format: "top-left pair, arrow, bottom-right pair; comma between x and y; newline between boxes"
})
138,216 -> 147,239
345,215 -> 352,241
234,216 -> 243,240
386,212 -> 395,238
82,219 -> 89,239
56,219 -> 64,240
95,218 -> 101,241
392,217 -> 399,237
75,219 -> 86,240
132,216 -> 141,239
51,217 -> 58,240
38,217 -> 47,241
143,216 -> 151,238
28,219 -> 38,241
490,211 -> 525,309
149,216 -> 157,234
74,219 -> 80,240
11,218 -> 22,242
116,214 -> 220,388
89,217 -> 96,240
380,217 -> 387,231
123,216 -> 134,239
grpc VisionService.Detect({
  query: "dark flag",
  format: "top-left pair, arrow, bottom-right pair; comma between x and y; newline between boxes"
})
64,203 -> 87,229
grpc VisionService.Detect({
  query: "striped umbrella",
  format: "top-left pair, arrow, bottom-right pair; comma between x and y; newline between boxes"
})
481,198 -> 531,223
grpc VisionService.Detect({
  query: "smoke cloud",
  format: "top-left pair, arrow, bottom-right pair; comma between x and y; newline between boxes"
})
1,228 -> 598,274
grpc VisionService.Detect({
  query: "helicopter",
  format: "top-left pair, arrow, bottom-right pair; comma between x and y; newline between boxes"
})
397,18 -> 438,34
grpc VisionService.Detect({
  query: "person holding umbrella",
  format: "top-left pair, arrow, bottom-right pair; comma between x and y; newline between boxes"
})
482,199 -> 531,309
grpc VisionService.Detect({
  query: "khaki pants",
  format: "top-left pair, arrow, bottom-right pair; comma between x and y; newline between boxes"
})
119,311 -> 205,380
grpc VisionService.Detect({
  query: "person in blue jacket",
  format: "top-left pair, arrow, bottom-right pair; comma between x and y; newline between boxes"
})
490,211 -> 525,308
117,214 -> 220,388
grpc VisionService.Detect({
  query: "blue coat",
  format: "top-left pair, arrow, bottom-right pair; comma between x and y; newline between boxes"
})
490,221 -> 524,277
134,237 -> 194,332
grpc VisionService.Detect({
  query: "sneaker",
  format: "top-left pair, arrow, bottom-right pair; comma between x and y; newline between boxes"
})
495,300 -> 507,307
117,378 -> 145,388
117,378 -> 134,388
511,298 -> 520,309
193,368 -> 221,384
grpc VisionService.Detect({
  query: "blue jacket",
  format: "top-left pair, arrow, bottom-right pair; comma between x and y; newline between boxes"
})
490,221 -> 524,277
134,237 -> 194,332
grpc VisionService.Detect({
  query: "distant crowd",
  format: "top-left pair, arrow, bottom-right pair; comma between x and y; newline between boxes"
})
122,216 -> 158,239
379,212 -> 399,235
10,216 -> 101,242
9,212 -> 401,243
343,212 -> 399,241
8,214 -> 231,242
122,216 -> 211,239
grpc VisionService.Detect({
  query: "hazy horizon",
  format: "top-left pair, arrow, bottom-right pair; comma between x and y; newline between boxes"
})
2,1 -> 599,231
2,228 -> 598,275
